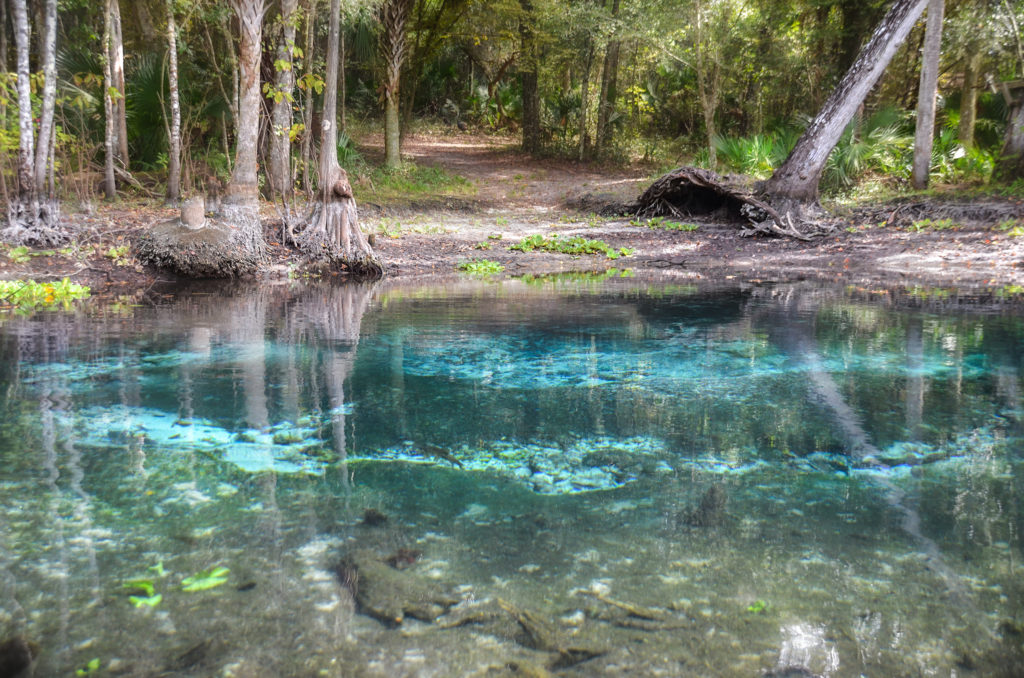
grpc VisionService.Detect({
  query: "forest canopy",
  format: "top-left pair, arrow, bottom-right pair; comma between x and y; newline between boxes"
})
0,0 -> 1021,219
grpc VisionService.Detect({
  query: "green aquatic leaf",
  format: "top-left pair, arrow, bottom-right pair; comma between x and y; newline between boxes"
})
149,561 -> 166,577
182,566 -> 230,592
75,657 -> 101,675
746,599 -> 768,614
129,593 -> 163,608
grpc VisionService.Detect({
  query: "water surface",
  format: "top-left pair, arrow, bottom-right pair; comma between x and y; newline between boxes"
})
1,279 -> 1022,677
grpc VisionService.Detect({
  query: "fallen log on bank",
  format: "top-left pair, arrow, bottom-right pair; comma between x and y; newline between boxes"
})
621,166 -> 835,240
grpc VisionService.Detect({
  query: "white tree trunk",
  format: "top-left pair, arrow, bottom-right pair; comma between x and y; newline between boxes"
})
102,0 -> 117,200
765,0 -> 929,203
10,0 -> 34,201
111,0 -> 129,165
165,0 -> 181,202
911,0 -> 944,190
32,0 -> 56,196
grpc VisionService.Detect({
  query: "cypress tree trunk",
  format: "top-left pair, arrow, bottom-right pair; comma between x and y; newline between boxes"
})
2,0 -> 63,245
165,0 -> 181,203
911,0 -> 944,190
519,0 -> 541,155
269,0 -> 298,197
765,0 -> 929,204
298,0 -> 381,277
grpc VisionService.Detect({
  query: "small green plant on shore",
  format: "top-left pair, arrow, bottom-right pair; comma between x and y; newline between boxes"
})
487,233 -> 503,240
105,245 -> 132,266
6,245 -> 55,263
473,241 -> 493,250
0,278 -> 91,312
909,217 -> 959,232
630,216 -> 699,232
746,600 -> 768,614
457,258 -> 504,275
995,218 -> 1023,236
510,234 -> 634,260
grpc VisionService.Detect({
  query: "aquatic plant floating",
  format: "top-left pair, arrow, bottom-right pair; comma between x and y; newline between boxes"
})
182,566 -> 230,592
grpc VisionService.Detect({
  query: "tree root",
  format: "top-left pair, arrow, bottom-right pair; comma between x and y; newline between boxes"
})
2,198 -> 68,246
624,166 -> 837,240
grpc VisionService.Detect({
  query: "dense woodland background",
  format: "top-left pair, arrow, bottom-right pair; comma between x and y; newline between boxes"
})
1,0 -> 1023,212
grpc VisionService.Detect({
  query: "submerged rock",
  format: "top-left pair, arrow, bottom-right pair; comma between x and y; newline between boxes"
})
334,550 -> 458,626
686,483 -> 728,527
0,636 -> 39,678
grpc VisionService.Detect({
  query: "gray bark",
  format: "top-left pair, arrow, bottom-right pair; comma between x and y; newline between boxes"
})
269,0 -> 299,197
998,96 -> 1024,180
165,0 -> 181,202
911,0 -> 944,190
102,0 -> 117,200
226,0 -> 265,206
693,0 -> 722,171
298,0 -> 381,276
111,0 -> 129,165
765,0 -> 929,203
32,0 -> 55,195
2,0 -> 62,244
134,0 -> 159,44
10,0 -> 33,201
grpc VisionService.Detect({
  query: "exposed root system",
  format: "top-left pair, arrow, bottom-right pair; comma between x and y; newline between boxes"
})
624,166 -> 836,240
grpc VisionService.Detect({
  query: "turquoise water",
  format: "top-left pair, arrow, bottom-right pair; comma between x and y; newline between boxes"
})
0,280 -> 1022,677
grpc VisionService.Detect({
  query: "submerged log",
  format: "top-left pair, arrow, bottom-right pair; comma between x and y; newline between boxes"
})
624,166 -> 833,240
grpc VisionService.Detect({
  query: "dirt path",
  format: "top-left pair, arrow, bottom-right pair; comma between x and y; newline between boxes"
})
365,133 -> 1024,290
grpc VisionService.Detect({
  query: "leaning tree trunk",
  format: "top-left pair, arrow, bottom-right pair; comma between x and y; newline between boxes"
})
297,0 -> 382,277
268,0 -> 298,197
911,0 -> 944,190
1,0 -> 63,246
380,0 -> 413,169
165,0 -> 181,203
764,0 -> 930,204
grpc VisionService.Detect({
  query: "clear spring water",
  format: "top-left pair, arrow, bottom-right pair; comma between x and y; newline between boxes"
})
0,279 -> 1022,677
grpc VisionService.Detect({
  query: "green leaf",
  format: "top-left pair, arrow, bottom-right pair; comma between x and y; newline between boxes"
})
181,566 -> 230,592
129,593 -> 163,608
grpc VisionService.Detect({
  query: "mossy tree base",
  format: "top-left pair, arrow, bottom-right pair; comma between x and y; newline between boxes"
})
135,215 -> 265,278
